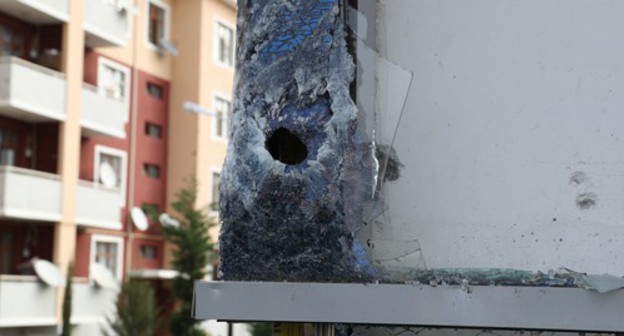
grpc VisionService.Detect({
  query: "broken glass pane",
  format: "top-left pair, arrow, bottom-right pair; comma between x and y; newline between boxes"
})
219,0 -> 624,291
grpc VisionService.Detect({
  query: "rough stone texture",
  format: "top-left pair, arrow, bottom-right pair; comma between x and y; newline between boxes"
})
219,0 -> 376,282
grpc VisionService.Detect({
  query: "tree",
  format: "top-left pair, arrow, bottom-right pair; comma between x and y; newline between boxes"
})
248,323 -> 273,336
105,279 -> 160,336
162,179 -> 215,336
61,263 -> 73,336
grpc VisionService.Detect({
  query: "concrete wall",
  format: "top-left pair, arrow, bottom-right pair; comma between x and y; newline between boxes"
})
369,0 -> 624,274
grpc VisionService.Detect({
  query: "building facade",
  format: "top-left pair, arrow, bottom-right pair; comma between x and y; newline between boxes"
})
0,0 -> 235,335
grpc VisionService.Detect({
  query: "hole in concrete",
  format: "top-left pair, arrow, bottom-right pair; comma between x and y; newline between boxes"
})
266,128 -> 308,165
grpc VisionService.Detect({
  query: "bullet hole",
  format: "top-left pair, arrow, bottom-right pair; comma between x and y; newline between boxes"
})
576,192 -> 598,210
569,171 -> 588,186
552,218 -> 557,222
266,128 -> 308,165
376,144 -> 404,182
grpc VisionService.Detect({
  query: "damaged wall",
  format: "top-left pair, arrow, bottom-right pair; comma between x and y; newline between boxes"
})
219,0 -> 376,282
368,0 -> 624,274
219,0 -> 624,282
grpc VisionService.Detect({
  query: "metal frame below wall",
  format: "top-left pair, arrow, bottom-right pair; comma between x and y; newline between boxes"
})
193,281 -> 624,332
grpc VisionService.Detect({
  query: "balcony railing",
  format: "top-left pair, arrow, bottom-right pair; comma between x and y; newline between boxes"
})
0,276 -> 118,330
84,0 -> 131,47
0,275 -> 57,328
0,56 -> 67,123
81,83 -> 127,139
72,279 -> 117,328
0,166 -> 62,222
76,180 -> 123,230
0,0 -> 69,24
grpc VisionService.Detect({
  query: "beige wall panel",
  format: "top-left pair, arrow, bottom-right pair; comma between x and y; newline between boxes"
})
167,0 -> 202,214
195,0 -> 234,212
54,0 -> 85,321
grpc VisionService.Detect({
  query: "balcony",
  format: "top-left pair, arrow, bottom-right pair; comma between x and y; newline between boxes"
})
80,84 -> 127,139
0,166 -> 62,222
84,0 -> 131,47
0,56 -> 67,123
72,280 -> 117,331
0,275 -> 57,328
76,180 -> 123,230
0,0 -> 69,24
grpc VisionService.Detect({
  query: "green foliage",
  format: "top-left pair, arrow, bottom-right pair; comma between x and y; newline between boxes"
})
105,279 -> 160,336
61,263 -> 74,336
162,179 -> 215,336
248,323 -> 274,336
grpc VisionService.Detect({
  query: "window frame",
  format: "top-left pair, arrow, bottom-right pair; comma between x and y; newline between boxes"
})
145,122 -> 163,138
140,244 -> 158,260
90,234 -> 124,282
210,168 -> 221,215
146,82 -> 164,100
143,163 -> 161,179
94,145 -> 128,205
146,0 -> 171,50
212,93 -> 232,141
97,57 -> 131,118
213,17 -> 236,69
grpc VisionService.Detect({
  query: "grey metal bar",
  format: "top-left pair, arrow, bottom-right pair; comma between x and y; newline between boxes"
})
194,281 -> 624,332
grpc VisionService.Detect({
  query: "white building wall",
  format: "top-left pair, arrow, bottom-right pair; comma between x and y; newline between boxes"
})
368,0 -> 624,274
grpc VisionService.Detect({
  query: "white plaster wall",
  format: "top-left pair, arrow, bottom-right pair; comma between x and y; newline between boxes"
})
372,0 -> 624,274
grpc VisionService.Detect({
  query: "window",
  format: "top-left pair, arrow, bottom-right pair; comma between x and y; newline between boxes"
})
98,58 -> 130,102
0,26 -> 25,57
94,145 -> 128,204
0,232 -> 13,274
211,172 -> 221,211
215,21 -> 235,67
0,128 -> 18,166
147,1 -> 169,47
145,122 -> 162,138
140,245 -> 158,260
147,82 -> 164,99
144,163 -> 161,178
90,235 -> 124,281
213,96 -> 231,139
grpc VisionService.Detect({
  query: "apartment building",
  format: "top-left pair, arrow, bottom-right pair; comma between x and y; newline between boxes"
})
0,0 -> 235,335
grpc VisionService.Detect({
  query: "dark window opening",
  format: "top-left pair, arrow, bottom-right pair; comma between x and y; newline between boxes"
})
145,122 -> 162,138
148,3 -> 166,46
265,128 -> 308,165
0,25 -> 26,58
211,172 -> 220,211
147,82 -> 164,99
140,245 -> 158,259
0,128 -> 18,166
0,232 -> 13,274
143,163 -> 161,178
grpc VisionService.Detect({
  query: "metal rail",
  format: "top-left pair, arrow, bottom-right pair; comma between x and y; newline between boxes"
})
194,281 -> 624,332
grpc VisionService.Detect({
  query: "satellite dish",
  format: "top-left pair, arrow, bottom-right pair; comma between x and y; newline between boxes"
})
130,207 -> 149,231
90,263 -> 119,290
99,161 -> 118,188
159,213 -> 180,228
33,259 -> 66,288
158,38 -> 179,56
